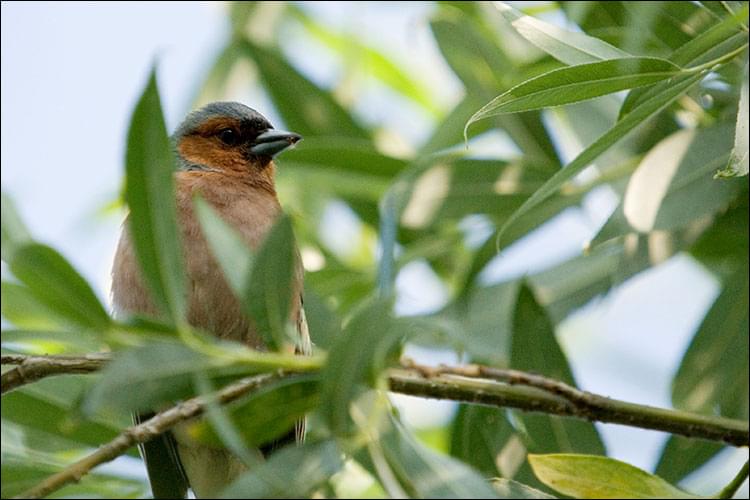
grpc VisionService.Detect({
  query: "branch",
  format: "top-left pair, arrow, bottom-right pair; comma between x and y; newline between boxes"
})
2,353 -> 749,498
393,360 -> 749,447
1,354 -> 108,394
13,371 -> 285,499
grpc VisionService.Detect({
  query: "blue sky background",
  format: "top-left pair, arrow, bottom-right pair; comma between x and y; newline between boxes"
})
1,2 -> 747,496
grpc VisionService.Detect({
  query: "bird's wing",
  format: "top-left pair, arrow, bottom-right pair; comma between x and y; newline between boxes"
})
294,303 -> 311,443
134,412 -> 189,499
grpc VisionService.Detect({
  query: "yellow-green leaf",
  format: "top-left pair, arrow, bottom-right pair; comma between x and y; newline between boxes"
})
529,454 -> 701,499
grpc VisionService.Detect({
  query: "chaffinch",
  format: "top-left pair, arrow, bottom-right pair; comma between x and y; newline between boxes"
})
111,102 -> 308,499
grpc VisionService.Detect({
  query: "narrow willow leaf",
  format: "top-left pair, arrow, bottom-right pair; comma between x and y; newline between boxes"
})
382,414 -> 500,498
624,125 -> 742,232
9,244 -> 111,331
467,57 -> 683,130
511,284 -> 605,455
418,95 -> 493,155
320,297 -> 400,436
1,192 -> 32,262
192,371 -> 263,468
193,196 -> 254,294
716,62 -> 749,178
594,125 -> 742,242
1,282 -> 71,331
478,71 -> 705,271
239,39 -> 370,139
125,67 -> 186,322
291,6 -> 440,116
83,342 -> 246,414
1,328 -> 103,354
672,266 -> 749,418
619,9 -> 748,120
430,11 -> 562,167
528,454 -> 701,499
493,1 -> 630,65
282,137 -> 406,178
188,374 -> 319,449
655,436 -> 724,484
492,478 -> 556,499
242,214 -> 297,352
2,388 -> 124,453
220,441 -> 343,499
450,404 -> 517,477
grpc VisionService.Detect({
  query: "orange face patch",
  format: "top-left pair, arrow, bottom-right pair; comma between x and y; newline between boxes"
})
178,134 -> 249,172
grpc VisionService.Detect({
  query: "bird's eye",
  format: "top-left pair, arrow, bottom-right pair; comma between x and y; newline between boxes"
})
219,128 -> 238,146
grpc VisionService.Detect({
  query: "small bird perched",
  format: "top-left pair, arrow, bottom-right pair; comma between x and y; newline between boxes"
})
111,102 -> 308,498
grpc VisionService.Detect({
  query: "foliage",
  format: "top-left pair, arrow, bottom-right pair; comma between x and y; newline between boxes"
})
2,1 -> 748,498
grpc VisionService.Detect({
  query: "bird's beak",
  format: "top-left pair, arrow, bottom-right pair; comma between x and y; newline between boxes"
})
249,129 -> 302,157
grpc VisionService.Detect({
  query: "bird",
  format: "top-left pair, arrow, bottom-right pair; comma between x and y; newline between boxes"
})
110,102 -> 309,498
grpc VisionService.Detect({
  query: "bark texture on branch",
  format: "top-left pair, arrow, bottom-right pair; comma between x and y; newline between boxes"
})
2,353 -> 749,499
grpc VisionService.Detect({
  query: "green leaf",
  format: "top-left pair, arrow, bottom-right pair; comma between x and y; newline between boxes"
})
511,284 -> 605,455
238,38 -> 370,140
381,414 -> 501,498
242,214 -> 298,351
429,11 -> 562,167
124,67 -> 186,322
492,478 -> 556,499
193,196 -> 254,294
1,282 -> 71,331
220,441 -> 343,499
320,297 -> 401,436
467,57 -> 683,130
9,244 -> 111,331
482,71 -> 705,265
301,287 -> 340,350
654,436 -> 724,484
290,6 -> 440,117
528,454 -> 700,499
419,95 -> 493,155
716,62 -> 749,178
1,192 -> 32,262
672,265 -> 749,418
450,404 -> 517,478
2,386 -> 125,453
84,342 -> 247,414
619,12 -> 748,120
452,281 -> 519,365
2,455 -> 148,499
597,125 -> 744,237
430,12 -> 511,93
689,190 -> 748,277
494,1 -> 630,65
189,374 -> 319,449
281,137 -> 407,179
2,329 -> 103,354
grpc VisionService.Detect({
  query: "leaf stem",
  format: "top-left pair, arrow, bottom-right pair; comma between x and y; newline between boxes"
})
718,460 -> 749,499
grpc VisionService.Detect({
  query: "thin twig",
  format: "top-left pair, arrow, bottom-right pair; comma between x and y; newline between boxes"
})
13,371 -> 284,499
3,353 -> 750,499
1,354 -> 109,394
718,460 -> 749,499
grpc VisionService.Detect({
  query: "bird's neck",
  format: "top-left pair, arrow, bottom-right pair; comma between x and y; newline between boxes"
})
178,159 -> 278,198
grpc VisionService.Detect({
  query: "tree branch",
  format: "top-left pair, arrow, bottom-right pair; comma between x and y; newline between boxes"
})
1,354 -> 108,394
2,353 -> 749,499
13,371 -> 285,499
392,361 -> 749,447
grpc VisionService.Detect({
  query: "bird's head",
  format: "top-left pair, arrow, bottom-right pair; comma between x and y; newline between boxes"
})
173,102 -> 301,175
